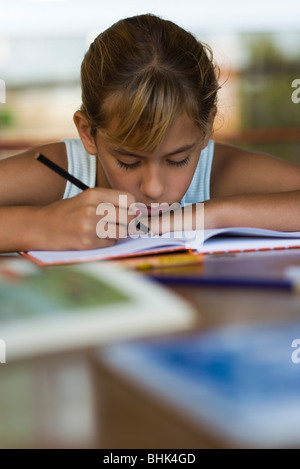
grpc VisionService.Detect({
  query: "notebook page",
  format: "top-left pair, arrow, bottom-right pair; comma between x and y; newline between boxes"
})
24,227 -> 300,265
200,235 -> 300,253
25,232 -> 190,264
203,227 -> 300,241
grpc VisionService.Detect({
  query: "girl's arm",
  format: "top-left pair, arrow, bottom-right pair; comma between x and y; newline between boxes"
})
0,143 -> 68,205
0,142 -> 69,252
0,143 -> 135,252
150,143 -> 300,234
204,190 -> 300,231
205,142 -> 300,231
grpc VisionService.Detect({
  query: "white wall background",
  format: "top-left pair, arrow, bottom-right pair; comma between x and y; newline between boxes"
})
1,0 -> 300,37
1,0 -> 300,85
1,0 -> 299,141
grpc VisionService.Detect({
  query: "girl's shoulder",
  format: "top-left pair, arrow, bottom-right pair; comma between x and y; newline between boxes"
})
0,141 -> 68,206
210,142 -> 245,198
210,141 -> 300,198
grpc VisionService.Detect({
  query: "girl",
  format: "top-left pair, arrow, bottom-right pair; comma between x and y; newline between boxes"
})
1,13 -> 300,252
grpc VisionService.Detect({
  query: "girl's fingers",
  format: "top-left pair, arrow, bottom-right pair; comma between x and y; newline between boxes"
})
96,206 -> 139,237
72,189 -> 142,242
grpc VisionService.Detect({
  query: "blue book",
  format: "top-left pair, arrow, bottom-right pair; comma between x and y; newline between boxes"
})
99,321 -> 300,448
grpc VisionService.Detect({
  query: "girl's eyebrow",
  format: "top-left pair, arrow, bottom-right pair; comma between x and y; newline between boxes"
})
110,142 -> 197,159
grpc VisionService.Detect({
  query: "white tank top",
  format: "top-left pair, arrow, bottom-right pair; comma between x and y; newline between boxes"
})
62,138 -> 214,203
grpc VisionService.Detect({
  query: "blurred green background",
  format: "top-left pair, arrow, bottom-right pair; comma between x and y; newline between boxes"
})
1,0 -> 300,163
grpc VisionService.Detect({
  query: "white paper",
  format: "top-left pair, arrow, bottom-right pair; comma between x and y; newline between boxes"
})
25,227 -> 300,265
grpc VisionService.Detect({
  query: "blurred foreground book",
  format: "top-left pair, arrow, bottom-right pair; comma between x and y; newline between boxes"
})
0,258 -> 196,362
95,321 -> 300,448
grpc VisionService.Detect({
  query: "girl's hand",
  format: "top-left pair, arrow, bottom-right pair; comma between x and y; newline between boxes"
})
136,205 -> 186,236
135,203 -> 206,236
32,188 -> 137,250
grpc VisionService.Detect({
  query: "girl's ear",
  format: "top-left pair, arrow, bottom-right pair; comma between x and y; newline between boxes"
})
73,111 -> 98,155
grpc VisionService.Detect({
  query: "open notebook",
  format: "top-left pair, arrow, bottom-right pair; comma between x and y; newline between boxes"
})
22,227 -> 300,266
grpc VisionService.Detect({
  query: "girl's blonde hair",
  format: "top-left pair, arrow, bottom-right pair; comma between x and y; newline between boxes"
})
80,14 -> 220,153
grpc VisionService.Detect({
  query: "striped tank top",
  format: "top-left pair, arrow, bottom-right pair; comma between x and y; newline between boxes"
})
62,138 -> 214,203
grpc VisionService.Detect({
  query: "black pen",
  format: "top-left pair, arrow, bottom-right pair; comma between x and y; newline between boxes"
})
35,153 -> 151,235
35,153 -> 89,191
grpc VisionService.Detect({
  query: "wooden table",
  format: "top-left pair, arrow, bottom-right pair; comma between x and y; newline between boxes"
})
91,248 -> 300,449
1,249 -> 300,448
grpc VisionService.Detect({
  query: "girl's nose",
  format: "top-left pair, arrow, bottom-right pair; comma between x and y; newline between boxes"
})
140,166 -> 166,201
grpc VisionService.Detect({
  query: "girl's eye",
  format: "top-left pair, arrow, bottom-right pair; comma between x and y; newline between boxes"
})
167,156 -> 190,167
116,155 -> 191,170
117,160 -> 140,170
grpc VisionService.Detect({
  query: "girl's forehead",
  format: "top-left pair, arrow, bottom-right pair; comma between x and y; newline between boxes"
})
104,110 -> 200,136
97,89 -> 205,155
102,89 -> 197,129
98,114 -> 204,158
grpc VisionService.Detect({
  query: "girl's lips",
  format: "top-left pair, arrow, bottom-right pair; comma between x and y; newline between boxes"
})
147,204 -> 170,217
147,206 -> 157,216
134,203 -> 171,217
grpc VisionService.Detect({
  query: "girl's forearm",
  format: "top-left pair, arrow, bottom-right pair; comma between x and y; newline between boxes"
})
0,206 -> 42,252
203,190 -> 300,231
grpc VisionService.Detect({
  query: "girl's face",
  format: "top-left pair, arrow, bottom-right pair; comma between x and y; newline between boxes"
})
95,113 -> 206,215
